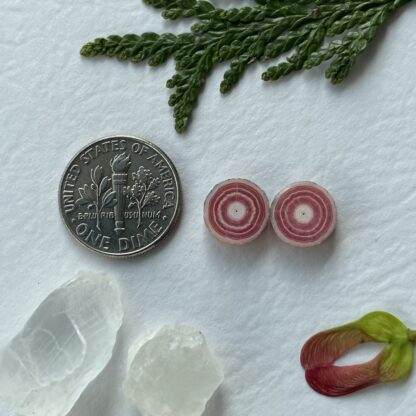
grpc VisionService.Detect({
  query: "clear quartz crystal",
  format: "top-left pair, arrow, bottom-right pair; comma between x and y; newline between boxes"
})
0,271 -> 123,416
124,325 -> 224,416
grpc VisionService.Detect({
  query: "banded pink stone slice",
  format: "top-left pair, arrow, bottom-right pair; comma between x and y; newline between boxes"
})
271,181 -> 336,247
204,179 -> 269,245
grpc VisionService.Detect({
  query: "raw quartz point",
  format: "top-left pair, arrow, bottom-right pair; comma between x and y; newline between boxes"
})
124,325 -> 224,416
0,271 -> 123,416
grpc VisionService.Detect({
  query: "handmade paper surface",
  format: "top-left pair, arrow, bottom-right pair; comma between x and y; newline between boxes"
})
1,1 -> 416,415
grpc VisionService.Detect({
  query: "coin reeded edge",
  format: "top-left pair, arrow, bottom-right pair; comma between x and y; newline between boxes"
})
58,134 -> 182,258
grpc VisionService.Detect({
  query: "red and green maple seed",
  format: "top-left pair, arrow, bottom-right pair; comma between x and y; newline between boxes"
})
301,311 -> 416,397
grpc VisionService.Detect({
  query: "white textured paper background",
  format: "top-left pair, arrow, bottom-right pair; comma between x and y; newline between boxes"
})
1,1 -> 416,415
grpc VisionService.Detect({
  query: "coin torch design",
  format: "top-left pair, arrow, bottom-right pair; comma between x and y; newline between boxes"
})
59,136 -> 181,257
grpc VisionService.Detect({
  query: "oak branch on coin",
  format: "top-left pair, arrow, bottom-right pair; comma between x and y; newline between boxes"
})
76,166 -> 117,231
80,0 -> 413,133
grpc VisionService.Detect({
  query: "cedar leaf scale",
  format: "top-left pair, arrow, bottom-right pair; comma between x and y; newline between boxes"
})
81,0 -> 413,133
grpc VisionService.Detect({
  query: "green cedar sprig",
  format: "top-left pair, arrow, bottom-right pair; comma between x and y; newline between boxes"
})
81,0 -> 412,133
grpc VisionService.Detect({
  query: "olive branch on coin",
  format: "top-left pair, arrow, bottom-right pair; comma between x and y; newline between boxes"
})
76,166 -> 117,231
126,167 -> 161,229
81,0 -> 413,133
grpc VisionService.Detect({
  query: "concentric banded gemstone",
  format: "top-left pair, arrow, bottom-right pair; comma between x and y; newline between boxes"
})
204,179 -> 269,245
271,182 -> 336,247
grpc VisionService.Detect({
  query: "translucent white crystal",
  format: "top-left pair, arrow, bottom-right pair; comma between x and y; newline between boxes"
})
0,271 -> 123,416
124,325 -> 224,416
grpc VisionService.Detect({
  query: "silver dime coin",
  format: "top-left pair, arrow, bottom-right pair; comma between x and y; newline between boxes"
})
59,135 -> 181,257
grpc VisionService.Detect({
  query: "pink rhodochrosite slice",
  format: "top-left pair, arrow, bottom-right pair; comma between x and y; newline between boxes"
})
204,179 -> 269,245
271,181 -> 336,247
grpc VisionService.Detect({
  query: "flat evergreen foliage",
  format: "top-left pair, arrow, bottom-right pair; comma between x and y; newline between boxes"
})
81,0 -> 412,133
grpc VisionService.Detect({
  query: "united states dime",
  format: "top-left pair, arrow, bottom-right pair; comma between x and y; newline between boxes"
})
59,136 -> 181,257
